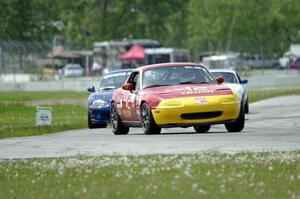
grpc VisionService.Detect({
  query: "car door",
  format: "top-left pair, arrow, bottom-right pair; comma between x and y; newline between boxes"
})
120,72 -> 140,123
130,72 -> 141,122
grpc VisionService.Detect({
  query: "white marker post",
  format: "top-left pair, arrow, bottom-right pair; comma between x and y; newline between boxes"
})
36,106 -> 52,126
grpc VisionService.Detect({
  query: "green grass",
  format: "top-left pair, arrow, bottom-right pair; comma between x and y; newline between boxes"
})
1,90 -> 300,198
0,152 -> 299,199
0,91 -> 88,102
248,87 -> 300,103
0,87 -> 300,139
0,91 -> 89,139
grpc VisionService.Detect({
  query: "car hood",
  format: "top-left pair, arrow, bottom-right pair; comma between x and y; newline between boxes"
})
88,90 -> 114,104
143,84 -> 233,99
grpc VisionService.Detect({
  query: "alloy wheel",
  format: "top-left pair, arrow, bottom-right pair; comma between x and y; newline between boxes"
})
111,105 -> 118,130
141,107 -> 149,131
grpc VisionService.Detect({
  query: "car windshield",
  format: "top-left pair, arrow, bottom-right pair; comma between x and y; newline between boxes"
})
142,65 -> 216,88
211,72 -> 238,83
98,71 -> 131,91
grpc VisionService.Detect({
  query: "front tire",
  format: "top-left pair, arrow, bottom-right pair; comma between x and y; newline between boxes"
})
225,104 -> 245,132
194,125 -> 211,133
110,103 -> 129,135
88,114 -> 107,129
141,103 -> 161,135
244,99 -> 249,114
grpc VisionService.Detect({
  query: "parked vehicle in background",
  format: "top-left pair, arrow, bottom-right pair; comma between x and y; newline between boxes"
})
242,54 -> 279,69
145,48 -> 189,65
210,69 -> 249,113
111,62 -> 245,135
202,52 -> 279,69
63,63 -> 84,77
202,52 -> 246,69
279,55 -> 289,69
87,69 -> 133,128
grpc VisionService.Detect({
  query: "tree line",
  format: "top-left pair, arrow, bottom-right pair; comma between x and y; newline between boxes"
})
1,0 -> 300,59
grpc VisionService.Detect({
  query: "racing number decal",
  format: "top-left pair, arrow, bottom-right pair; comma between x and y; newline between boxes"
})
121,92 -> 132,118
121,91 -> 138,119
122,92 -> 135,108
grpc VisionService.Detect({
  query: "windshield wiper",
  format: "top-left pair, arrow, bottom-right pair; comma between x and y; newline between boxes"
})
180,81 -> 210,84
143,84 -> 170,89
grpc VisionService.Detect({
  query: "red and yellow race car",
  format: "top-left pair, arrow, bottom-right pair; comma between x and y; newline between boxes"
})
111,63 -> 245,135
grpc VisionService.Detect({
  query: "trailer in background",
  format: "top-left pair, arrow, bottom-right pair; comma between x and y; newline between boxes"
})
145,48 -> 189,65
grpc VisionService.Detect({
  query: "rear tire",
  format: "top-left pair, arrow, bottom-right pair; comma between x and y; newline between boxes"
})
110,103 -> 129,135
225,104 -> 245,132
193,125 -> 211,133
141,103 -> 161,135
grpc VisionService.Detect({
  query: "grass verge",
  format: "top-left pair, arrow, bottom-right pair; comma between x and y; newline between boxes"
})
0,87 -> 300,139
0,91 -> 89,139
0,151 -> 299,199
249,87 -> 300,103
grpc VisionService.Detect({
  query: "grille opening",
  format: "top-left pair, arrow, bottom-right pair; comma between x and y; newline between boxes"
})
181,111 -> 222,120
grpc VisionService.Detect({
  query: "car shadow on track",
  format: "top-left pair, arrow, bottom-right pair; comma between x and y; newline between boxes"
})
128,130 -> 253,136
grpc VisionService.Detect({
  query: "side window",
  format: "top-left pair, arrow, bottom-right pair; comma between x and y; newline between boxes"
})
133,73 -> 140,90
128,72 -> 140,91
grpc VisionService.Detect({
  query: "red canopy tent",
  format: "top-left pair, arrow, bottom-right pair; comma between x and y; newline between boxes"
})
118,44 -> 145,60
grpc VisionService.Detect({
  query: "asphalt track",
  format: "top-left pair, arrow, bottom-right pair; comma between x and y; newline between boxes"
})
1,95 -> 300,159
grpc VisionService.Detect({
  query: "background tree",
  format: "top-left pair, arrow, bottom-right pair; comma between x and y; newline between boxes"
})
0,0 -> 34,41
1,0 -> 300,59
187,0 -> 300,58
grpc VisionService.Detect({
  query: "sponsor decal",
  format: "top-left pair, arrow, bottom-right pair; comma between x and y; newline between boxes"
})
182,86 -> 215,95
103,72 -> 131,79
99,86 -> 115,90
195,97 -> 208,104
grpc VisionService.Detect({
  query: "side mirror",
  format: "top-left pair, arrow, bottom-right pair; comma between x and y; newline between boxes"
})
216,76 -> 224,84
122,83 -> 134,91
240,79 -> 248,84
87,86 -> 95,92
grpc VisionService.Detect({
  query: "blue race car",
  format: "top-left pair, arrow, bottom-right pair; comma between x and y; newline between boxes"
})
87,69 -> 133,128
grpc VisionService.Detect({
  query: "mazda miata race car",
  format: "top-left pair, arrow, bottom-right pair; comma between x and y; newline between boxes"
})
111,63 -> 245,135
87,69 -> 133,128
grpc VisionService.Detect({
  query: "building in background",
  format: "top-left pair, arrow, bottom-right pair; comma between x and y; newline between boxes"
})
93,39 -> 161,68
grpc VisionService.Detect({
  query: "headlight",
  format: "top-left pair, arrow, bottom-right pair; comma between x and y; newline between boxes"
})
91,99 -> 109,108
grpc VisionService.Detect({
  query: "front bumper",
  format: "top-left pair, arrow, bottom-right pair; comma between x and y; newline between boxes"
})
89,106 -> 110,124
151,95 -> 240,126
